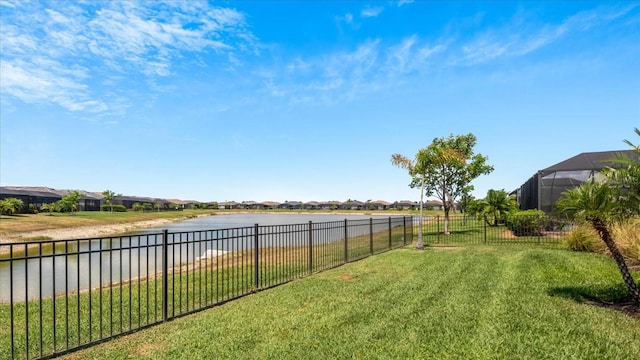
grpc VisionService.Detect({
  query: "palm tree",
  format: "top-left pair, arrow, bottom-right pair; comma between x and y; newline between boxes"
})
0,197 -> 24,215
474,189 -> 519,226
41,201 -> 59,215
602,128 -> 640,218
102,190 -> 121,213
557,180 -> 640,304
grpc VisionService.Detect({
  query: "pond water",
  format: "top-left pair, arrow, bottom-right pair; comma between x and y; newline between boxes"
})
139,213 -> 383,232
0,213 -> 396,303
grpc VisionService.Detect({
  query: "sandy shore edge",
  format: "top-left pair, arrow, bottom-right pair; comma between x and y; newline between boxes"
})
0,218 -> 176,243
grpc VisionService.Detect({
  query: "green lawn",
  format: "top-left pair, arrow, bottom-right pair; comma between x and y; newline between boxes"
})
58,245 -> 639,360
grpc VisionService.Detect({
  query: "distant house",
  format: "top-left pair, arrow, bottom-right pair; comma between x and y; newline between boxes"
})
0,186 -> 62,211
0,186 -> 101,211
341,200 -> 364,210
425,200 -> 444,210
73,190 -> 102,211
304,201 -> 320,210
219,201 -> 239,210
318,201 -> 341,210
369,200 -> 391,210
258,201 -> 280,210
117,195 -> 167,210
279,201 -> 303,209
238,201 -> 258,209
392,200 -> 417,210
167,199 -> 198,210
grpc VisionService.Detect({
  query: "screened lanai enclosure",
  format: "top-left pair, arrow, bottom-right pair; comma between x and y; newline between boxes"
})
516,150 -> 635,214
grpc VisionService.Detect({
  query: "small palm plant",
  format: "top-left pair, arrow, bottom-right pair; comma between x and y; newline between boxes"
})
473,189 -> 519,226
557,180 -> 639,303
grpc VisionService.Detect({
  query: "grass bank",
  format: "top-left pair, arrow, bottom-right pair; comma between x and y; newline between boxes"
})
60,245 -> 639,360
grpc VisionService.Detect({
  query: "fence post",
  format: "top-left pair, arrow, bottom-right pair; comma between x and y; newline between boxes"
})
484,220 -> 487,244
538,215 -> 542,245
254,224 -> 259,290
162,229 -> 168,322
403,216 -> 407,246
388,217 -> 392,249
344,219 -> 348,264
369,218 -> 373,255
308,221 -> 313,274
437,216 -> 440,243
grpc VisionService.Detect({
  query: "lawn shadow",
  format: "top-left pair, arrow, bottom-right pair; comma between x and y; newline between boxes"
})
548,284 -> 640,319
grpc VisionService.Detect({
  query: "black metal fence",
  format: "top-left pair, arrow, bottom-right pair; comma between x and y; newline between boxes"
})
418,215 -> 568,245
0,216 -> 412,360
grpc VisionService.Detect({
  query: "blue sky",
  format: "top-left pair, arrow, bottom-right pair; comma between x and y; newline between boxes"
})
1,1 -> 639,203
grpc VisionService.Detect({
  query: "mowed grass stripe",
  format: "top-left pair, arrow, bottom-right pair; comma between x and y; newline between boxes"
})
61,246 -> 640,360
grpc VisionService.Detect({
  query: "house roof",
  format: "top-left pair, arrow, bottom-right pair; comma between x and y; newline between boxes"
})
542,150 -> 636,174
281,201 -> 303,206
0,186 -> 102,200
393,200 -> 417,206
0,186 -> 62,198
259,201 -> 280,206
167,199 -> 197,205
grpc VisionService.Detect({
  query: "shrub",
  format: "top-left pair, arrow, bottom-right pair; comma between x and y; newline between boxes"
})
612,218 -> 640,263
505,210 -> 548,236
564,224 -> 597,252
101,204 -> 127,212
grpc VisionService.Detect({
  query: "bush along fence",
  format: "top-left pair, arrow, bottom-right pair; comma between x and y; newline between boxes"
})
419,213 -> 568,245
0,216 -> 412,360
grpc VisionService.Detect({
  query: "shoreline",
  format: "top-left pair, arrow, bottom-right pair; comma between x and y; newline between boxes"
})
0,218 -> 177,243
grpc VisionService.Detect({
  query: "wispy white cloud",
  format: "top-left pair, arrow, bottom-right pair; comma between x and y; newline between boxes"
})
397,0 -> 415,7
457,5 -> 637,65
0,59 -> 107,113
336,12 -> 354,25
337,5 -> 383,27
361,6 -> 383,18
385,35 -> 447,74
0,0 -> 19,8
0,1 -> 257,117
270,36 -> 446,105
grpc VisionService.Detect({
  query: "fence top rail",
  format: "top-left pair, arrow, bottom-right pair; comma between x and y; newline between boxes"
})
0,216 -> 411,247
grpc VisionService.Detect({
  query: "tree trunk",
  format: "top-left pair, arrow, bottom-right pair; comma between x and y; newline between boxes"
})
591,217 -> 640,304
